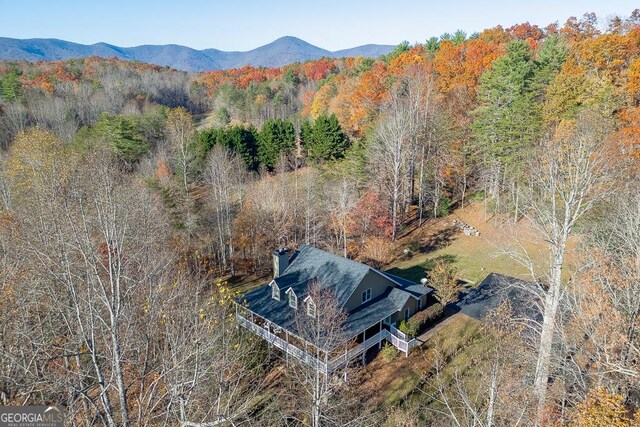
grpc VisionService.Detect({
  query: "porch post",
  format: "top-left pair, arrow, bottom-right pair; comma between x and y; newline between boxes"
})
343,348 -> 348,383
285,330 -> 289,367
378,321 -> 382,349
266,321 -> 271,347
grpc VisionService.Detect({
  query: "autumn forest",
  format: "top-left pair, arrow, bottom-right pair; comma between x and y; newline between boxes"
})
1,9 -> 640,427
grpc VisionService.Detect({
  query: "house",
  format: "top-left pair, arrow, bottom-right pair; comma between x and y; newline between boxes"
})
235,244 -> 434,374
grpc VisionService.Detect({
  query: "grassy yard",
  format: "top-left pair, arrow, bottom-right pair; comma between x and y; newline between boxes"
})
386,203 -> 551,284
356,314 -> 491,411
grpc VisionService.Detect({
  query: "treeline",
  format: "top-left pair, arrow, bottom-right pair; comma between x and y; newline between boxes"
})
0,57 -> 208,147
184,11 -> 640,244
194,113 -> 349,173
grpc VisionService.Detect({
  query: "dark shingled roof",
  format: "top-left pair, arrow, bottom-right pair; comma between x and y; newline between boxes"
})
460,273 -> 541,322
343,287 -> 410,337
239,244 -> 433,347
379,271 -> 433,298
240,282 -> 298,332
273,244 -> 371,308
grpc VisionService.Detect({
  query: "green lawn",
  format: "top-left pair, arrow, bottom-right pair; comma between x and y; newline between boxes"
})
382,370 -> 423,406
378,314 -> 495,416
386,205 -> 546,284
386,244 -> 532,285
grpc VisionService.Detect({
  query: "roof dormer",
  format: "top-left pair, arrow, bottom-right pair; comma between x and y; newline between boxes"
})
270,281 -> 280,301
286,288 -> 297,309
304,295 -> 316,318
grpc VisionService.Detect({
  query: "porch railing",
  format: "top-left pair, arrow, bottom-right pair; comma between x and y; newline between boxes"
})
236,311 -> 417,373
390,324 -> 407,340
327,329 -> 387,371
388,325 -> 418,353
236,313 -> 328,371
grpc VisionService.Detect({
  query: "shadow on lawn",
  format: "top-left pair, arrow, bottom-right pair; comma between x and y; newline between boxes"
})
419,225 -> 458,252
386,254 -> 458,282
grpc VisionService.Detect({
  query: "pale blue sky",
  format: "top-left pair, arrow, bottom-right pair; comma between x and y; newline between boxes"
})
0,0 -> 638,51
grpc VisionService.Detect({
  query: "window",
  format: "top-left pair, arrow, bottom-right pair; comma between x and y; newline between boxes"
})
306,299 -> 316,318
417,297 -> 422,311
271,282 -> 280,300
288,290 -> 297,309
361,288 -> 372,303
404,308 -> 410,321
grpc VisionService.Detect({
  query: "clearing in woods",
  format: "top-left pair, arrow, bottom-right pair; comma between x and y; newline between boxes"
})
387,202 -> 557,284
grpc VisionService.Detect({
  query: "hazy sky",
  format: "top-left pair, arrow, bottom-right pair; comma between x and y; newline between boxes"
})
0,0 -> 638,51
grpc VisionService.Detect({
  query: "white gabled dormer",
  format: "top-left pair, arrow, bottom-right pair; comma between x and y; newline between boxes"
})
304,295 -> 316,318
286,288 -> 297,309
270,280 -> 280,301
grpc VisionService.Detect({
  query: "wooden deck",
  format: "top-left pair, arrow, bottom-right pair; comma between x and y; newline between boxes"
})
236,311 -> 417,373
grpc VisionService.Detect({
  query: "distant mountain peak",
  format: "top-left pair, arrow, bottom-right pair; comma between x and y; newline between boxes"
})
0,36 -> 395,72
274,35 -> 305,42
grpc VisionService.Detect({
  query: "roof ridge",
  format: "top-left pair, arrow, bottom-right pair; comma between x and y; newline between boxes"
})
299,244 -> 370,269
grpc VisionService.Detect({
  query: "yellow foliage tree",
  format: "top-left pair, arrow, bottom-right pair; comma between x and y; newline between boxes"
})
310,82 -> 335,119
5,128 -> 73,200
571,388 -> 634,427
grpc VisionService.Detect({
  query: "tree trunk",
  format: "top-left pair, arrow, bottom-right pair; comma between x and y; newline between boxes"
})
418,145 -> 425,226
534,229 -> 568,425
514,181 -> 519,223
111,323 -> 130,427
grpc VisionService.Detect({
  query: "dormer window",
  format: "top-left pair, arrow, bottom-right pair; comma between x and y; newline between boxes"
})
306,298 -> 316,318
361,288 -> 371,303
271,281 -> 280,301
287,289 -> 297,309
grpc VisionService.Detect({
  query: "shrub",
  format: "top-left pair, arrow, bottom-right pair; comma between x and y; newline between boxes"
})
421,303 -> 444,324
468,191 -> 486,203
436,195 -> 452,217
381,342 -> 397,361
398,319 -> 418,338
407,303 -> 445,335
405,240 -> 420,253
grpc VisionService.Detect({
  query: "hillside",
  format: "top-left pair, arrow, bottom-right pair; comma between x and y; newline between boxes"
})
0,36 -> 395,71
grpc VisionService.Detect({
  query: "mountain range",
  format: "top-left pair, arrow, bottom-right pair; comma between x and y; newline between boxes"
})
0,36 -> 395,72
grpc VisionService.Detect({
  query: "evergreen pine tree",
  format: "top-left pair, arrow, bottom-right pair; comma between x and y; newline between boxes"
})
1,68 -> 23,102
257,119 -> 295,170
472,40 -> 539,169
531,35 -> 568,103
304,114 -> 349,162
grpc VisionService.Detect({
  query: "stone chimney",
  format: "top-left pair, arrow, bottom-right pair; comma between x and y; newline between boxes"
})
272,248 -> 290,278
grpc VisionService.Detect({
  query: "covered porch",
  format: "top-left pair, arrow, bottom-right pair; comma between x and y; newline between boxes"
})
235,304 -> 417,375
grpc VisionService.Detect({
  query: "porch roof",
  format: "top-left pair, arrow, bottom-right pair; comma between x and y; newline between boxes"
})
343,287 -> 409,337
240,281 -> 413,343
